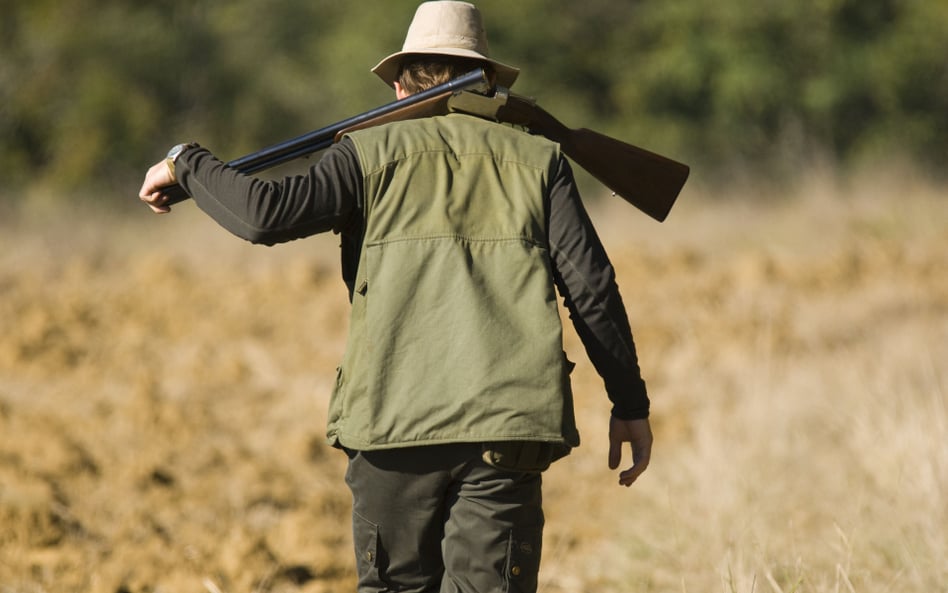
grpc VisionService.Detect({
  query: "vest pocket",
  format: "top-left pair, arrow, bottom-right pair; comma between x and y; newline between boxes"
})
356,236 -> 567,445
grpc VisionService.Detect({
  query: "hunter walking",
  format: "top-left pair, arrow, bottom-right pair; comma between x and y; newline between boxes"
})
139,2 -> 653,592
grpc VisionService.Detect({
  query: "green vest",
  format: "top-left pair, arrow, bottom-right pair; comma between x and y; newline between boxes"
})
326,114 -> 579,451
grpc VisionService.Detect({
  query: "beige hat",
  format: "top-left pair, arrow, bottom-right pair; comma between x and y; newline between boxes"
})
372,1 -> 520,89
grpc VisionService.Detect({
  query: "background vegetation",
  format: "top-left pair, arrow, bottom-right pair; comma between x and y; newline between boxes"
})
2,0 -> 946,204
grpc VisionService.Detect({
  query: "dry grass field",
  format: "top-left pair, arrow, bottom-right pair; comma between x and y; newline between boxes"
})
1,172 -> 945,592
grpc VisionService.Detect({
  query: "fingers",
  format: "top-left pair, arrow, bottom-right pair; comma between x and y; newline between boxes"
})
608,434 -> 622,470
138,160 -> 175,213
140,190 -> 172,214
609,416 -> 653,487
618,450 -> 650,487
618,467 -> 643,487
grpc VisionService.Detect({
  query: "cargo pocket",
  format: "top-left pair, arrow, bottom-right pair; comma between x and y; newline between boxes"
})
504,526 -> 542,593
352,511 -> 383,589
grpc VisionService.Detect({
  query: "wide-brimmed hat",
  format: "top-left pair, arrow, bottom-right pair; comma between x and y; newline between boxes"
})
372,1 -> 520,89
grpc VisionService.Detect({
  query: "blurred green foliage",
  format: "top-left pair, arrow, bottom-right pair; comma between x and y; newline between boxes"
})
2,0 -> 946,203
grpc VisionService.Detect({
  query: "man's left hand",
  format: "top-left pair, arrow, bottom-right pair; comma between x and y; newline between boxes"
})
608,416 -> 653,487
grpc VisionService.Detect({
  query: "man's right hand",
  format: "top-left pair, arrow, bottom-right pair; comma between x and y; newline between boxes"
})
138,160 -> 176,214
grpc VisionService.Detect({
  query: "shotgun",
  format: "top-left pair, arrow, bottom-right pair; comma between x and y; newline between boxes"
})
163,68 -> 689,221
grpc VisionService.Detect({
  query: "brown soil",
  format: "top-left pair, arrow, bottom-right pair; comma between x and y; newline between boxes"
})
1,183 -> 945,592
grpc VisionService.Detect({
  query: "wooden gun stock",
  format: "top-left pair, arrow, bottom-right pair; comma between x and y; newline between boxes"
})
161,68 -> 689,221
497,95 -> 689,222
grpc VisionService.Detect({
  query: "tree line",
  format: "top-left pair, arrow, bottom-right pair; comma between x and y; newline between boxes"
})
2,0 -> 946,204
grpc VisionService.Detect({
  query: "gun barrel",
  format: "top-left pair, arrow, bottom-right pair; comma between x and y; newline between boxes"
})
228,68 -> 489,173
164,68 -> 489,204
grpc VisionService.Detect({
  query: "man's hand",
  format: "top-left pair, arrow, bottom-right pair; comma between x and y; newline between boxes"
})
138,160 -> 176,214
608,416 -> 653,487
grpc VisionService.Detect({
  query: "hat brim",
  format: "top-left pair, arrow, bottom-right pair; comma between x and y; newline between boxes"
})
371,48 -> 520,89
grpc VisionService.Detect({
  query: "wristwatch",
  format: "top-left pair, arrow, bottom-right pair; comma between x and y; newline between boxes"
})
165,142 -> 197,179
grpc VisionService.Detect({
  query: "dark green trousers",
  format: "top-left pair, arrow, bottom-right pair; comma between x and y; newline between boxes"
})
344,444 -> 544,593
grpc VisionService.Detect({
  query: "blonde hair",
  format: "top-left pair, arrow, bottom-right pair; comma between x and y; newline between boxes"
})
397,56 -> 495,94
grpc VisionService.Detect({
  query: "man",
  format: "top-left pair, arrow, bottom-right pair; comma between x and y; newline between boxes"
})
139,2 -> 652,592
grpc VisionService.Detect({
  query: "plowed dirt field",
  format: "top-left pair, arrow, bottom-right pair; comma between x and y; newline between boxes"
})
2,178 -> 945,592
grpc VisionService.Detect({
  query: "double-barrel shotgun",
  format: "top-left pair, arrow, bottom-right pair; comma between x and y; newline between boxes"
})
161,68 -> 689,222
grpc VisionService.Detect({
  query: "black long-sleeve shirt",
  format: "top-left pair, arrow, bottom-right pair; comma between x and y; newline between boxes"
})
175,138 -> 649,419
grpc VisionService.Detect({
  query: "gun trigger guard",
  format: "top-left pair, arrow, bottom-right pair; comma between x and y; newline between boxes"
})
448,86 -> 510,121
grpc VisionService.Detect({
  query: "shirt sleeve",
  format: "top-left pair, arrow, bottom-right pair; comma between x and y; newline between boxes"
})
174,139 -> 363,245
548,157 -> 650,420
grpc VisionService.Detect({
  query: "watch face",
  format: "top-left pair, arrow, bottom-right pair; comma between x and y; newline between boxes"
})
167,143 -> 193,161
